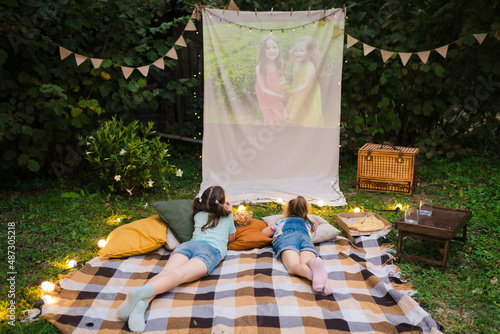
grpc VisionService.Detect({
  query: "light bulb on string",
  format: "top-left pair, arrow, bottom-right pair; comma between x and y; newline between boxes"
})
34,295 -> 54,308
276,198 -> 283,210
68,259 -> 78,269
41,281 -> 55,292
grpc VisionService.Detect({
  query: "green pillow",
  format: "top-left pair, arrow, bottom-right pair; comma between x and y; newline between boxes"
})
152,200 -> 194,242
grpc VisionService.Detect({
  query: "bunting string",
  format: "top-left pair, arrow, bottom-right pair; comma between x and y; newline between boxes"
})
55,7 -> 202,79
53,4 -> 499,78
202,8 -> 344,33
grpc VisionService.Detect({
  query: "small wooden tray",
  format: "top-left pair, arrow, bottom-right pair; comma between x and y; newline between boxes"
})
336,212 -> 391,242
395,206 -> 472,239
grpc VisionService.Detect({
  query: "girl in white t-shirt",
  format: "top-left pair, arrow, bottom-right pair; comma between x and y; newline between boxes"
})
118,186 -> 236,332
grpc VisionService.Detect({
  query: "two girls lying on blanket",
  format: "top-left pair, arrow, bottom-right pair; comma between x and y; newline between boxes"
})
118,186 -> 331,332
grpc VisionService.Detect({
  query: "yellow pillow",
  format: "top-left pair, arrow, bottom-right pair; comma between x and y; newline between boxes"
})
101,215 -> 167,258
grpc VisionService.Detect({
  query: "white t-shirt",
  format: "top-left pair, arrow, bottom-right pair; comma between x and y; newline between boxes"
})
191,212 -> 236,258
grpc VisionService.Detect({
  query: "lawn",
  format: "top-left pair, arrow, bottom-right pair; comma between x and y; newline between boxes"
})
0,143 -> 499,333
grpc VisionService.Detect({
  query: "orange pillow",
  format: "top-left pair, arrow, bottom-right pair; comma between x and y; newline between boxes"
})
227,219 -> 272,251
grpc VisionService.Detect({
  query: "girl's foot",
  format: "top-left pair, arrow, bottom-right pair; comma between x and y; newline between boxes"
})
117,284 -> 154,321
128,299 -> 149,332
308,257 -> 331,295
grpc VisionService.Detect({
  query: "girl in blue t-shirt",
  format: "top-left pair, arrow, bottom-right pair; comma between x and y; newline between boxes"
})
262,196 -> 332,295
118,186 -> 236,332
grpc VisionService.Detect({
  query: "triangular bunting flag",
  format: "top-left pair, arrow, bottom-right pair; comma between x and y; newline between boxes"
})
435,45 -> 449,58
363,43 -> 375,56
185,19 -> 197,31
399,53 -> 412,66
380,50 -> 394,63
332,25 -> 343,39
137,66 -> 150,77
166,47 -> 178,60
346,35 -> 358,48
228,0 -> 239,11
152,58 -> 165,70
319,16 -> 330,26
191,8 -> 201,20
175,35 -> 187,47
121,66 -> 134,79
455,38 -> 464,47
59,46 -> 72,60
91,58 -> 103,68
417,51 -> 431,64
74,54 -> 87,66
473,33 -> 488,44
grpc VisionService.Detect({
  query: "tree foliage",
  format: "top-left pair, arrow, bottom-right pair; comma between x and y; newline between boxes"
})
0,0 -> 195,181
1,0 -> 498,183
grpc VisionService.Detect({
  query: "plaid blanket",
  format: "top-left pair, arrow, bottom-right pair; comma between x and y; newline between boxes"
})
42,236 -> 442,333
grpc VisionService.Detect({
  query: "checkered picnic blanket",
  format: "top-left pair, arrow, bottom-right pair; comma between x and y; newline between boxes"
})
42,236 -> 442,333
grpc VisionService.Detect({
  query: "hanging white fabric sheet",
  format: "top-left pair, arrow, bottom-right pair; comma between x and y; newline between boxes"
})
201,8 -> 346,206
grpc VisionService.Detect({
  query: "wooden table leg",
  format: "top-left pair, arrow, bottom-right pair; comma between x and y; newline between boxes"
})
441,240 -> 450,272
397,231 -> 403,262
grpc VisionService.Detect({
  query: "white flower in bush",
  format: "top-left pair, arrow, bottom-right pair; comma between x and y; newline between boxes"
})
126,189 -> 133,195
148,180 -> 154,187
176,169 -> 183,177
114,175 -> 121,181
119,149 -> 127,156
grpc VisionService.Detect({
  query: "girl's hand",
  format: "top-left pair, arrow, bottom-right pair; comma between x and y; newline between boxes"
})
224,202 -> 233,212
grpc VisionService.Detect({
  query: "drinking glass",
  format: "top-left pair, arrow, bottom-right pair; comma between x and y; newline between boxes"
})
419,199 -> 433,216
404,208 -> 419,224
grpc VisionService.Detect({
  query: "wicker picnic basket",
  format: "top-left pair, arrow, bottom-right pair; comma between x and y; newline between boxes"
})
357,143 -> 419,195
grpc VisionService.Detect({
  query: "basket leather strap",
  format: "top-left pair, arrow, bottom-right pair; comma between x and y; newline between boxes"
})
380,142 -> 404,163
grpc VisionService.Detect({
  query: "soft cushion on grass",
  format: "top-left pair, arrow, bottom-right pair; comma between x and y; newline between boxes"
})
152,200 -> 194,243
101,215 -> 167,258
228,219 -> 272,251
262,214 -> 340,243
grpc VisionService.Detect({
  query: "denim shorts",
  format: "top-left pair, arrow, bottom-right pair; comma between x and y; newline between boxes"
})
172,240 -> 223,276
272,229 -> 318,261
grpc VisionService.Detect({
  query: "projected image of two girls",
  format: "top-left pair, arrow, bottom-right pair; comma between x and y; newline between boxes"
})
255,35 -> 324,128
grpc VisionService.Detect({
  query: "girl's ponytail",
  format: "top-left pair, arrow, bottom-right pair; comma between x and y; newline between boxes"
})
192,186 -> 231,231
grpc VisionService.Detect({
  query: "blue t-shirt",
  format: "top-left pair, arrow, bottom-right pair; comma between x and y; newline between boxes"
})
191,212 -> 236,258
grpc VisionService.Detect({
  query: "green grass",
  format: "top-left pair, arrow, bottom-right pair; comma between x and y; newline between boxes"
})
1,143 -> 499,333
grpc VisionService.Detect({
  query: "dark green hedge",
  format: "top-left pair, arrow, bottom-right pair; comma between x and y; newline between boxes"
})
1,0 -> 498,183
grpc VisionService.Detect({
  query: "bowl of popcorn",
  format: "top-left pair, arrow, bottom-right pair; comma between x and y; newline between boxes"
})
233,211 -> 253,227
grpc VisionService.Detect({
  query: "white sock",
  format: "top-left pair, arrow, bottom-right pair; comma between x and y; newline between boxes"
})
117,283 -> 154,321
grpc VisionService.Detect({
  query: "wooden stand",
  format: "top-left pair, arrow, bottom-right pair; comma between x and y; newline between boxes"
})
395,206 -> 472,272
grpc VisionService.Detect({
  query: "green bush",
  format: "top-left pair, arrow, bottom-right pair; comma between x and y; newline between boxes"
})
81,117 -> 177,195
0,0 -> 195,180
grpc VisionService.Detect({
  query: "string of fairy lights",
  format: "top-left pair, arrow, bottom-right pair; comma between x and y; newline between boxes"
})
203,7 -> 345,34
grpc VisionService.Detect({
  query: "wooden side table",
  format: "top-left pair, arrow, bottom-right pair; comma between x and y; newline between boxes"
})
395,206 -> 472,272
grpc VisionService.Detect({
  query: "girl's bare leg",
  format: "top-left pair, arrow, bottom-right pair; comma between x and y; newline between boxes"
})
281,249 -> 316,278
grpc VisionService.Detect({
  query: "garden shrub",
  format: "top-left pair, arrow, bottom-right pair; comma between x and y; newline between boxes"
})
81,117 -> 177,195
